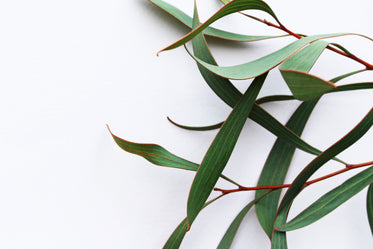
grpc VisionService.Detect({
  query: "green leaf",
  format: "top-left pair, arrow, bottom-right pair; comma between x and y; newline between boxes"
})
272,108 -> 373,249
163,196 -> 221,249
108,126 -> 199,171
367,184 -> 373,234
255,98 -> 319,238
217,191 -> 272,249
280,70 -> 336,100
163,218 -> 188,249
158,0 -> 281,53
167,116 -> 223,131
108,126 -> 240,185
187,73 -> 267,228
186,33 -> 349,80
277,166 -> 373,231
149,0 -> 285,42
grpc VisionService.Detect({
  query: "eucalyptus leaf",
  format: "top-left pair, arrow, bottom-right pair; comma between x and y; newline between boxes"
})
187,73 -> 267,228
255,98 -> 319,238
167,116 -> 223,131
149,0 -> 285,42
217,191 -> 272,249
186,33 -> 350,80
158,0 -> 281,53
163,196 -> 221,249
108,126 -> 198,171
108,125 -> 239,185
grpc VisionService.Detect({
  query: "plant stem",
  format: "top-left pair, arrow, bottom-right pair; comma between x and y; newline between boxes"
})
243,13 -> 373,70
214,161 -> 373,196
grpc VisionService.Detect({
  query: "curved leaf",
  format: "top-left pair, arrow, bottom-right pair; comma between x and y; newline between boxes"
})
277,166 -> 373,231
158,0 -> 281,53
217,191 -> 272,249
187,73 -> 267,228
149,0 -> 285,42
163,196 -> 221,249
255,98 -> 319,237
167,116 -> 223,131
108,126 -> 198,171
108,126 -> 239,185
163,218 -> 188,249
367,184 -> 373,234
186,33 -> 349,80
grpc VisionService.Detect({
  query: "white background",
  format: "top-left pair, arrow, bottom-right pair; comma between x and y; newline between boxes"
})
0,0 -> 372,248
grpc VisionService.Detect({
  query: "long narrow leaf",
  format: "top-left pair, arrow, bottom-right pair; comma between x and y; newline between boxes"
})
167,117 -> 223,131
149,0 -> 285,42
217,191 -> 272,249
367,184 -> 373,234
186,33 -> 350,80
163,196 -> 221,249
277,166 -> 373,231
108,127 -> 239,185
187,73 -> 267,228
108,126 -> 198,171
255,99 -> 319,237
158,0 -> 281,53
272,108 -> 373,249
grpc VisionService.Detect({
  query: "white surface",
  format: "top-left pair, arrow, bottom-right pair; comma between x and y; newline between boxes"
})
0,0 -> 372,248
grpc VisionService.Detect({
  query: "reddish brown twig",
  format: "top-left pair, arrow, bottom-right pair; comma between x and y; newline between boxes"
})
214,161 -> 373,196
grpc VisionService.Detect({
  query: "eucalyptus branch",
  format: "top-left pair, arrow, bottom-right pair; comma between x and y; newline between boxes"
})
214,161 -> 373,196
114,1 -> 373,247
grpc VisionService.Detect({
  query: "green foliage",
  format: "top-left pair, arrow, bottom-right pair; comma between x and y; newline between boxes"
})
110,0 -> 373,248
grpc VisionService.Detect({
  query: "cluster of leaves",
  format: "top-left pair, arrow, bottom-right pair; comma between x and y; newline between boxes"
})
110,0 -> 373,248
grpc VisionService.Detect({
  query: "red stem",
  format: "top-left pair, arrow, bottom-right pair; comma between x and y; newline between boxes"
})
214,161 -> 373,196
